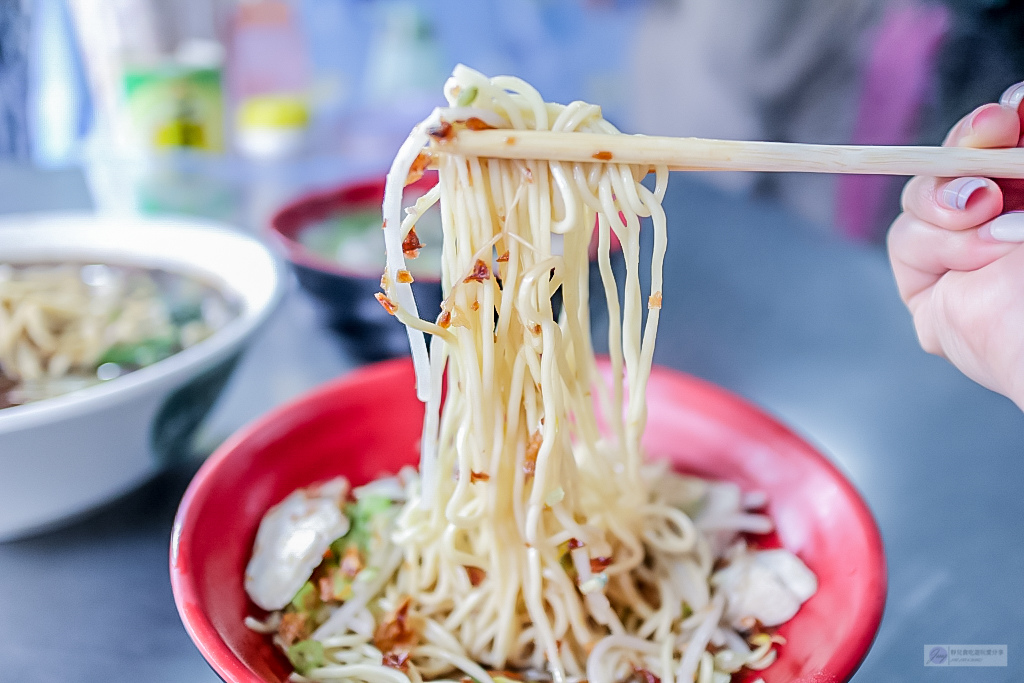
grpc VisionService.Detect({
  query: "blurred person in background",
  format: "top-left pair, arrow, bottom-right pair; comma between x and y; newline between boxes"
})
5,0 -> 1023,237
632,0 -> 887,232
630,0 -> 1024,242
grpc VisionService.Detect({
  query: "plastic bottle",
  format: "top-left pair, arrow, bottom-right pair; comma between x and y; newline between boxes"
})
226,0 -> 312,159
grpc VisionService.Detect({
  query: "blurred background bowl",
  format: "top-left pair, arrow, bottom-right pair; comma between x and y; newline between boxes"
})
269,175 -> 442,361
0,214 -> 283,540
171,358 -> 886,683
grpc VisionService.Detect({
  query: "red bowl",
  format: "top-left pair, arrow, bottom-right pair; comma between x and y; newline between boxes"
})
171,359 -> 886,683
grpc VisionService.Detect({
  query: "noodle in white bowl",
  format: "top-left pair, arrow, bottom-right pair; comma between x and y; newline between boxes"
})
243,66 -> 816,683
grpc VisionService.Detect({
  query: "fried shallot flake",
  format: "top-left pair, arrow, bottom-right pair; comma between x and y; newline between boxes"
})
402,227 -> 424,258
382,651 -> 410,672
465,566 -> 487,586
277,612 -> 309,647
428,121 -> 453,141
648,291 -> 663,309
340,545 -> 363,578
406,151 -> 432,185
396,269 -> 414,284
463,259 -> 490,282
375,293 -> 398,315
318,574 -> 335,603
464,117 -> 496,131
633,667 -> 661,683
374,596 -> 418,654
523,431 -> 543,476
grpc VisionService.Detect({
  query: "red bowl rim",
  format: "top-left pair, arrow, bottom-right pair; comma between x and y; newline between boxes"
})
267,175 -> 442,283
170,359 -> 887,683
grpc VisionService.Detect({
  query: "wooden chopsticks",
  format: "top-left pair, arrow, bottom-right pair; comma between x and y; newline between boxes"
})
436,129 -> 1024,179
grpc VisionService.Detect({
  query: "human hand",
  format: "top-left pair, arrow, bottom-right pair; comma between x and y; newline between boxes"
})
887,82 -> 1024,409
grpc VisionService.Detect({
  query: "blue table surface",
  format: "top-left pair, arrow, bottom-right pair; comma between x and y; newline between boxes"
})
0,162 -> 1020,682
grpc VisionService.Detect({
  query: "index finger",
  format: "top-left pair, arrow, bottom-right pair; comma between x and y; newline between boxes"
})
998,81 -> 1024,147
943,102 -> 1020,149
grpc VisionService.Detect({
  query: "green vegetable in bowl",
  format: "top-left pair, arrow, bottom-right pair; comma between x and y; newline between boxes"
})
170,300 -> 203,325
290,581 -> 319,612
287,639 -> 326,675
98,336 -> 177,368
333,494 -> 393,557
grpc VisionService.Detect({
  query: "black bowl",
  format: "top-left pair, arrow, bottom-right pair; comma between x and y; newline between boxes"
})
269,176 -> 443,361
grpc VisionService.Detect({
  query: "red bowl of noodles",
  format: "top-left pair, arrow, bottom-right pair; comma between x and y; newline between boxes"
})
170,358 -> 886,683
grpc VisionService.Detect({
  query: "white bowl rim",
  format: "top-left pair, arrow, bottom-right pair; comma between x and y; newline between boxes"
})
0,212 -> 286,433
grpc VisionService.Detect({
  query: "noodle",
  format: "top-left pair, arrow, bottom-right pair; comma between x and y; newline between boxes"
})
0,263 -> 233,407
245,66 -> 817,683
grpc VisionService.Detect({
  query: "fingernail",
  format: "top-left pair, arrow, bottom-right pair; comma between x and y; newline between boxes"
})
959,107 -> 985,138
939,177 -> 988,210
984,211 -> 1024,242
963,103 -> 1005,137
999,81 -> 1024,110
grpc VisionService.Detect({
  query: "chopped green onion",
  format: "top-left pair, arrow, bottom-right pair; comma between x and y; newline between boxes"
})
557,540 -> 577,579
98,336 -> 176,367
579,572 -> 608,594
354,566 -> 379,584
287,639 -> 326,675
331,572 -> 353,601
544,487 -> 564,506
340,494 -> 394,553
356,494 -> 393,519
456,85 -> 478,107
290,581 -> 318,611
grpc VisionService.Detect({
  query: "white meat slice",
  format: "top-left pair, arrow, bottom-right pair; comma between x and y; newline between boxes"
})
712,548 -> 817,628
244,477 -> 350,611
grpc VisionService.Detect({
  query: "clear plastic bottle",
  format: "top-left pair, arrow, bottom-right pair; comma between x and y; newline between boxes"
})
226,0 -> 312,158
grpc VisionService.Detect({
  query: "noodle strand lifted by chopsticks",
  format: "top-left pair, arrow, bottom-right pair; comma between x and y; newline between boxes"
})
379,65 -> 684,679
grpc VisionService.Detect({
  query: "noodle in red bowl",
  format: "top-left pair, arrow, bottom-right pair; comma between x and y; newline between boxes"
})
170,358 -> 885,683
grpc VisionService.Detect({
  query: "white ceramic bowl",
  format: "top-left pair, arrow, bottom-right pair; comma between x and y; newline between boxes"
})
0,214 -> 284,540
